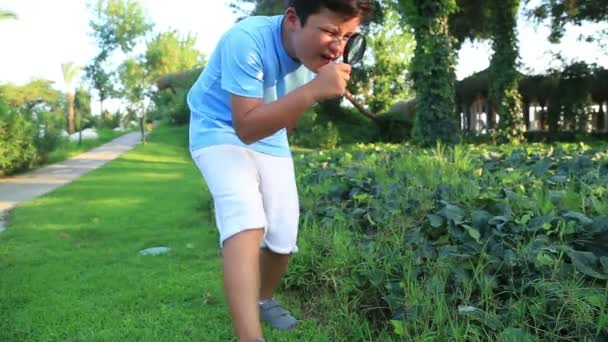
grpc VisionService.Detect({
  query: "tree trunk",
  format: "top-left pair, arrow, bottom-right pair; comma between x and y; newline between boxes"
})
402,0 -> 459,146
66,92 -> 75,134
489,0 -> 523,143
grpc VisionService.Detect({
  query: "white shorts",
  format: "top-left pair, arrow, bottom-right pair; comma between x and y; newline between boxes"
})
191,145 -> 299,254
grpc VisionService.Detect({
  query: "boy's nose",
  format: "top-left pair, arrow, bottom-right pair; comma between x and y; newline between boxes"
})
329,40 -> 345,58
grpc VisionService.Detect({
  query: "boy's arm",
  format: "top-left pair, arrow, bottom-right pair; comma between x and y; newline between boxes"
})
231,63 -> 351,144
231,82 -> 317,144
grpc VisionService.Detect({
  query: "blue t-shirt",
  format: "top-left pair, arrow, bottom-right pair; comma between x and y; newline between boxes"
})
187,15 -> 315,157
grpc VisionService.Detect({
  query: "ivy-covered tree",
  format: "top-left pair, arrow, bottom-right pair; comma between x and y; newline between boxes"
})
488,0 -> 524,143
449,0 -> 492,49
398,0 -> 460,146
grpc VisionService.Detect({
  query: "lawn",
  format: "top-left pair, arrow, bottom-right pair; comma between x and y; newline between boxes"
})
2,124 -> 607,341
0,125 -> 332,341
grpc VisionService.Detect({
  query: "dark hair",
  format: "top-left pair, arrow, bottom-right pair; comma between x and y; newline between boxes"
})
286,0 -> 374,25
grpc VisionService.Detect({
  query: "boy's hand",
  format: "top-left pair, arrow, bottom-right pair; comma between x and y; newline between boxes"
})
308,63 -> 351,101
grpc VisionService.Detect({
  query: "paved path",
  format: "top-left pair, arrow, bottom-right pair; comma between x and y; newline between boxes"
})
0,132 -> 144,233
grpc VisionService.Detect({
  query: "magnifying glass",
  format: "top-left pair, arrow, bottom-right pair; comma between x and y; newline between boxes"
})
343,33 -> 366,65
342,33 -> 377,121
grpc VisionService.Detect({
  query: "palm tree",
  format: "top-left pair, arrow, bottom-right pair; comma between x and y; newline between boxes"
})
0,10 -> 18,20
61,62 -> 82,134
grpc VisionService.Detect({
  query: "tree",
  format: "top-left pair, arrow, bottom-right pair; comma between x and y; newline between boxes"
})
0,80 -> 63,117
488,0 -> 524,143
353,6 -> 415,114
86,0 -> 153,117
74,87 -> 93,129
525,0 -> 608,43
144,30 -> 206,83
61,62 -> 82,134
85,53 -> 114,115
89,0 -> 153,53
398,0 -> 460,146
448,0 -> 492,49
118,58 -> 146,124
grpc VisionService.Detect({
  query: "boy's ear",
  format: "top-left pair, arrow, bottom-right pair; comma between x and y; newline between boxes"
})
283,7 -> 301,30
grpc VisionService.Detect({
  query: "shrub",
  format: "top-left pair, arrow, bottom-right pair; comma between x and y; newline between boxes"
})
150,89 -> 189,125
289,110 -> 340,149
0,105 -> 38,175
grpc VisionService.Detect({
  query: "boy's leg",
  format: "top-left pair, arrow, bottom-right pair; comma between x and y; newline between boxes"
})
254,150 -> 299,300
222,228 -> 265,341
259,248 -> 290,300
191,145 -> 269,340
252,150 -> 299,330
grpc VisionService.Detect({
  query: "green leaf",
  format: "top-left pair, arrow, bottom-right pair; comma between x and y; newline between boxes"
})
532,159 -> 552,177
562,211 -> 593,226
601,257 -> 608,275
472,209 -> 492,230
498,327 -> 534,342
535,251 -> 555,267
461,224 -> 481,243
547,175 -> 568,184
457,305 -> 501,331
566,249 -> 608,280
428,214 -> 445,228
390,320 -> 404,336
438,202 -> 465,224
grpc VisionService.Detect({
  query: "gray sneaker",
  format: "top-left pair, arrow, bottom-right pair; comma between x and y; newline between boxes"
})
258,298 -> 298,330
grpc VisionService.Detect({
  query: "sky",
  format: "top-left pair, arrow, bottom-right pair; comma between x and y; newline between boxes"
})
1,0 -> 606,93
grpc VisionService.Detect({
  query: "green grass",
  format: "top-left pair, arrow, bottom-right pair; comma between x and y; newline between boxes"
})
45,128 -> 130,165
0,125 -> 334,341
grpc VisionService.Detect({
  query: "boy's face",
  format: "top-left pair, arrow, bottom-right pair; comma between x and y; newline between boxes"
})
285,7 -> 361,72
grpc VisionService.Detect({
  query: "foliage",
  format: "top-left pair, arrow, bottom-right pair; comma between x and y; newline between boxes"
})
0,102 -> 37,176
32,111 -> 68,162
61,62 -> 82,134
398,0 -> 460,146
151,68 -> 202,126
118,58 -> 146,119
0,80 -> 63,116
89,0 -> 153,53
84,53 -> 115,114
86,0 -> 153,114
150,89 -> 189,125
288,141 -> 608,340
557,62 -> 594,132
488,0 -> 524,143
448,0 -> 492,48
289,110 -> 341,149
144,30 -> 206,84
74,87 -> 94,130
525,0 -> 608,43
350,5 -> 415,115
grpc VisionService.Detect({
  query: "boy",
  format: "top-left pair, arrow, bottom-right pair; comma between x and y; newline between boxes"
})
187,1 -> 373,341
